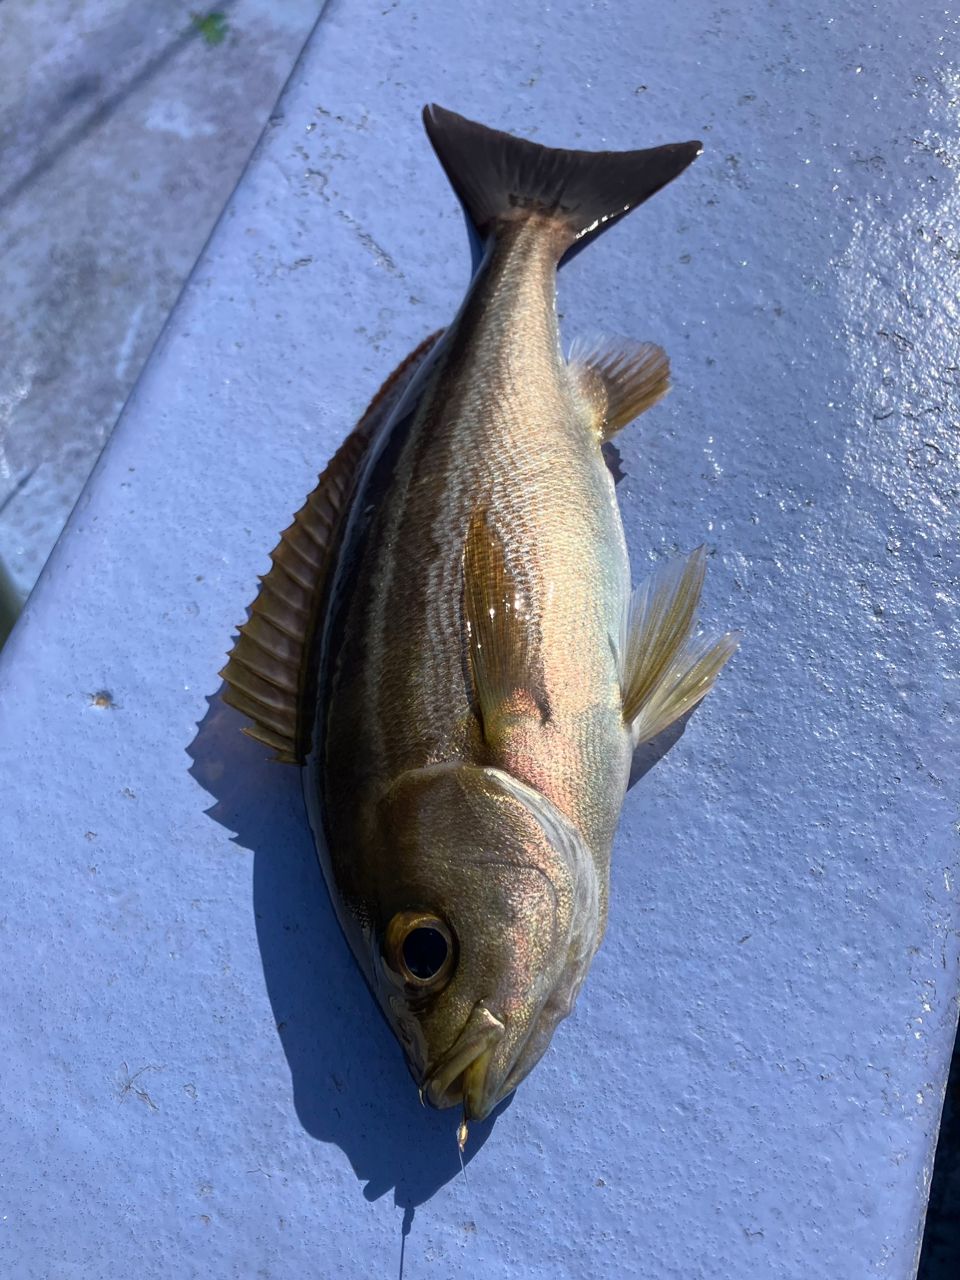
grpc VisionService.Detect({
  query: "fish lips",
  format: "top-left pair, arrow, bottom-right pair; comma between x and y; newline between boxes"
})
422,1002 -> 507,1120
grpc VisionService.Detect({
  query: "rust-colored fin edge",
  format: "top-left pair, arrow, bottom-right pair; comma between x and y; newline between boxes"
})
221,330 -> 444,763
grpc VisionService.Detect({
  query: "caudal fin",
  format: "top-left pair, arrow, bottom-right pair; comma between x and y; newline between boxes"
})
423,104 -> 700,266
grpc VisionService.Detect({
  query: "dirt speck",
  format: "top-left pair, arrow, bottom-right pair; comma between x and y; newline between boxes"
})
116,1062 -> 163,1111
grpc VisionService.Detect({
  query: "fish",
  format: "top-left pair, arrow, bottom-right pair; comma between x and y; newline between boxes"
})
222,105 -> 738,1129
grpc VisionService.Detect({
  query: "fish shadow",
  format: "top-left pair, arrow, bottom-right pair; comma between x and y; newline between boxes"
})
186,688 -> 507,1219
628,706 -> 698,789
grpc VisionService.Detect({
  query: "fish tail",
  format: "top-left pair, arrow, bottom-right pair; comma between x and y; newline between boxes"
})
423,104 -> 701,266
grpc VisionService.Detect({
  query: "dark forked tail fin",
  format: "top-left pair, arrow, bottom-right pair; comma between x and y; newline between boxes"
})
423,104 -> 700,266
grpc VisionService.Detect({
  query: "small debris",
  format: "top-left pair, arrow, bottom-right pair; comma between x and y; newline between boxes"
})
116,1062 -> 163,1111
192,11 -> 228,46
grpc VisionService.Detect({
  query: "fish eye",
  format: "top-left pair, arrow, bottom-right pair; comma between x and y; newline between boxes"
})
384,911 -> 456,988
403,927 -> 448,979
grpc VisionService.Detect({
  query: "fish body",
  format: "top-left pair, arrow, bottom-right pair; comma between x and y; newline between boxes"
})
223,107 -> 737,1123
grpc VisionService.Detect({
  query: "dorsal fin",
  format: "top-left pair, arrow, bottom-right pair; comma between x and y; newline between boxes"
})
221,330 -> 444,763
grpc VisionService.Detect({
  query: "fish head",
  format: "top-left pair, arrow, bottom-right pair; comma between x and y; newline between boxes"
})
372,761 -> 599,1121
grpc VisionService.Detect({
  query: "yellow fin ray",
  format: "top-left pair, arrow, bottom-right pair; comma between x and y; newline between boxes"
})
463,509 -> 549,744
621,547 -> 739,745
569,337 -> 670,441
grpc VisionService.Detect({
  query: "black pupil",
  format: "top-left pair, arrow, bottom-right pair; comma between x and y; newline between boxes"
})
402,927 -> 448,980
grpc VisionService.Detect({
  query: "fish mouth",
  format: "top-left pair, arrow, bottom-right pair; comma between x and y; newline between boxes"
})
422,1003 -> 506,1119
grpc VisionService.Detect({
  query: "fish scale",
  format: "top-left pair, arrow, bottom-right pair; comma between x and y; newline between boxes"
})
222,104 -> 738,1124
338,227 -> 625,854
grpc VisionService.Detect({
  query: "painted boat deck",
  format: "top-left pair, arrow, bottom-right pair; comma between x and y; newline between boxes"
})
2,2 -> 957,1276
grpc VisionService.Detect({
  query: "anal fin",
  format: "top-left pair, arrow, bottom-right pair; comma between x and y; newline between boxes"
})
221,330 -> 443,763
569,337 -> 670,441
622,546 -> 739,745
463,509 -> 549,746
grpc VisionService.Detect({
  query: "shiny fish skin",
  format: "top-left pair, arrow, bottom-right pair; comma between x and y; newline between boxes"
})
312,216 -> 631,1114
225,105 -> 737,1124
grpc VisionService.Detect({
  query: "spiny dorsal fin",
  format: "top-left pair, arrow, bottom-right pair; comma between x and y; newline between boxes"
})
221,330 -> 444,763
463,508 -> 550,745
622,546 -> 739,745
569,337 -> 671,441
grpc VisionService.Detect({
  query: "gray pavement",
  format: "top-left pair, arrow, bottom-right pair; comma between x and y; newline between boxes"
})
0,0 -> 322,598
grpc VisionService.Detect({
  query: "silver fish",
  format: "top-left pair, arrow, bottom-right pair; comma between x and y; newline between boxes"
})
223,105 -> 737,1127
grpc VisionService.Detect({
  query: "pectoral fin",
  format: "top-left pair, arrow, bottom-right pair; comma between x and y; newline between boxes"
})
463,509 -> 550,744
221,330 -> 443,763
569,337 -> 670,441
621,546 -> 739,745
